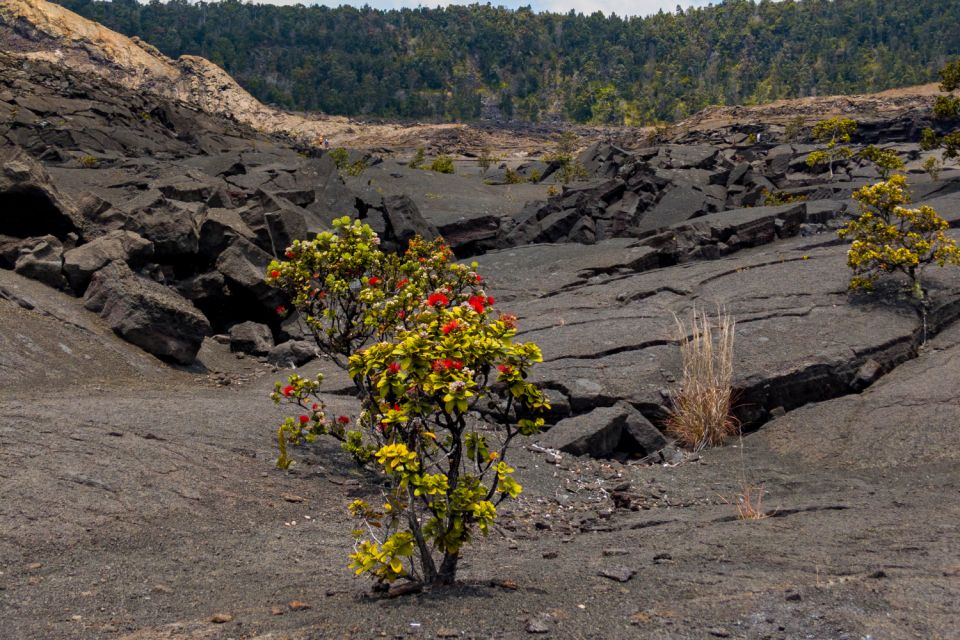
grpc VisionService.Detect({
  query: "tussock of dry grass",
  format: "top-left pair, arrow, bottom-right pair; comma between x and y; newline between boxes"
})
665,308 -> 738,450
735,483 -> 770,520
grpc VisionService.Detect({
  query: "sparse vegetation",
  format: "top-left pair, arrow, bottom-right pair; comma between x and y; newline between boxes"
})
78,154 -> 98,168
920,127 -> 939,151
734,483 -> 770,520
783,116 -> 806,142
345,159 -> 367,177
503,168 -> 525,184
477,147 -> 495,174
408,147 -> 425,169
761,189 -> 807,206
859,145 -> 904,179
922,156 -> 943,180
265,219 -> 548,587
329,147 -> 349,171
545,131 -> 587,184
428,155 -> 455,174
932,95 -> 960,120
805,118 -> 857,178
665,309 -> 737,451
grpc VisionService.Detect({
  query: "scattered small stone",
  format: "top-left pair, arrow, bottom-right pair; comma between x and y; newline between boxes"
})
785,591 -> 802,601
525,615 -> 551,634
653,552 -> 673,564
288,600 -> 310,611
151,584 -> 173,594
281,493 -> 305,503
542,551 -> 559,559
26,563 -> 42,571
270,606 -> 285,616
868,569 -> 887,579
534,521 -> 551,530
436,628 -> 460,638
108,431 -> 123,437
602,548 -> 630,557
769,406 -> 787,419
491,579 -> 519,590
630,611 -> 652,625
599,566 -> 636,582
210,613 -> 233,624
708,627 -> 731,638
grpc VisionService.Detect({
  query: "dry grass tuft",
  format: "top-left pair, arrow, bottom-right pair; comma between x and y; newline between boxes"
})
734,483 -> 770,520
665,308 -> 738,450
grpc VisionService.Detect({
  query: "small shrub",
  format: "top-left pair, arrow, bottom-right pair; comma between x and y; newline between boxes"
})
266,219 -> 549,587
783,116 -> 806,142
761,189 -> 807,206
932,95 -> 960,121
408,147 -> 425,169
545,131 -> 587,184
922,156 -> 943,180
329,147 -> 349,170
920,127 -> 940,151
477,147 -> 494,174
838,175 -> 960,302
939,58 -> 960,92
665,309 -> 737,450
503,168 -> 525,184
429,155 -> 455,174
345,159 -> 367,177
745,132 -> 758,145
806,118 -> 856,178
944,132 -> 960,159
528,169 -> 542,183
734,483 -> 769,520
546,185 -> 559,197
78,154 -> 98,168
859,145 -> 905,179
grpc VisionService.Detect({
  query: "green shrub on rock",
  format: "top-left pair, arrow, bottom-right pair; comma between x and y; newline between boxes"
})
429,155 -> 455,174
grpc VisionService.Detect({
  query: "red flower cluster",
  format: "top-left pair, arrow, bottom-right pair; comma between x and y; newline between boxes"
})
270,269 -> 280,278
467,295 -> 486,314
486,296 -> 495,306
497,364 -> 513,374
337,415 -> 350,425
367,276 -> 381,286
432,358 -> 464,371
299,415 -> 310,424
282,385 -> 295,396
396,278 -> 409,289
427,292 -> 450,307
474,274 -> 483,283
397,310 -> 406,319
285,250 -> 295,258
442,319 -> 459,334
387,362 -> 402,374
276,305 -> 287,316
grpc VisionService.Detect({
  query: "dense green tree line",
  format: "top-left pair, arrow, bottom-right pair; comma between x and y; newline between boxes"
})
55,0 -> 960,124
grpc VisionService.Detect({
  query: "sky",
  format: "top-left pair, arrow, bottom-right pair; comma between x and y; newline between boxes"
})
252,0 -> 719,18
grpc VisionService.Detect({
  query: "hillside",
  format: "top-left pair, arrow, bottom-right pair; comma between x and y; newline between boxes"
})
55,0 -> 960,124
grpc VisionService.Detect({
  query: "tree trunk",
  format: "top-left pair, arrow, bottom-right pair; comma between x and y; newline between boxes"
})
435,551 -> 459,585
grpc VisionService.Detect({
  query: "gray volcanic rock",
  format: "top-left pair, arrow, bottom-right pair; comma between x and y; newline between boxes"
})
537,401 -> 666,458
13,235 -> 66,289
118,192 -> 201,261
229,321 -> 273,355
83,260 -> 210,364
62,230 -> 154,293
215,237 -> 284,311
0,146 -> 81,240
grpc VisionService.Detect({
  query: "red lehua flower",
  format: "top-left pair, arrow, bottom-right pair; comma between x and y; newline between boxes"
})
475,274 -> 483,283
397,310 -> 406,319
270,269 -> 280,278
497,364 -> 513,374
442,319 -> 459,334
396,278 -> 409,289
368,276 -> 381,286
337,415 -> 350,424
486,296 -> 495,306
467,295 -> 485,314
432,360 -> 444,372
443,358 -> 455,369
451,360 -> 463,369
299,415 -> 310,424
392,403 -> 401,411
276,305 -> 287,316
282,385 -> 295,396
285,250 -> 295,258
311,403 -> 320,411
427,292 -> 450,307
387,362 -> 402,374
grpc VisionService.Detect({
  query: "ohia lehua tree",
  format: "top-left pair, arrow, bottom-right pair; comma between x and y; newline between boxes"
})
265,217 -> 549,586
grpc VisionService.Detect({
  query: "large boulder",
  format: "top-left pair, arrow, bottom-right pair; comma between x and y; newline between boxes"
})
83,261 -> 210,364
537,402 -> 667,458
229,321 -> 274,355
215,237 -> 285,311
0,146 -> 81,240
62,230 -> 154,293
119,191 -> 201,261
13,235 -> 67,290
